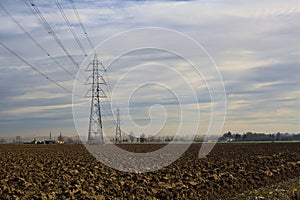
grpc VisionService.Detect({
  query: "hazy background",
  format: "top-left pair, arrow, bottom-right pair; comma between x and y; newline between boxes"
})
0,0 -> 299,140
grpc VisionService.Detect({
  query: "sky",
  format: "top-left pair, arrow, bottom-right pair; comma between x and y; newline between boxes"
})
0,0 -> 299,140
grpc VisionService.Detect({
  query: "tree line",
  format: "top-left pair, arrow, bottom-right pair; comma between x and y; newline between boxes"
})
218,131 -> 300,142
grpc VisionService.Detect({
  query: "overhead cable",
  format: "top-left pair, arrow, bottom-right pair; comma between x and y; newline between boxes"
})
55,0 -> 87,57
0,2 -> 76,79
0,41 -> 81,97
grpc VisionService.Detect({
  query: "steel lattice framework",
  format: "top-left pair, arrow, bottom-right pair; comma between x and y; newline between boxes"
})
115,108 -> 122,143
85,54 -> 107,144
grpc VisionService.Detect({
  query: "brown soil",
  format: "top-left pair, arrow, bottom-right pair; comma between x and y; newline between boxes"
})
229,177 -> 300,200
0,142 -> 299,199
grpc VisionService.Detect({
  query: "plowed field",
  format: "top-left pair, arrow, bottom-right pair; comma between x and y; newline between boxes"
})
0,143 -> 299,199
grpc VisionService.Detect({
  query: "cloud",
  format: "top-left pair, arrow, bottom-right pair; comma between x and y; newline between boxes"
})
0,0 -> 299,137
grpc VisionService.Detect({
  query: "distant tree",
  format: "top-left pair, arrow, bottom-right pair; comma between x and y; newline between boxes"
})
129,131 -> 135,143
223,131 -> 232,138
228,131 -> 232,137
276,132 -> 281,141
242,134 -> 247,141
235,134 -> 241,142
246,132 -> 253,141
140,133 -> 145,143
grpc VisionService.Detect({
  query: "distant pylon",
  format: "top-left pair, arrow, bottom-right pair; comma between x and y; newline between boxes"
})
85,54 -> 107,144
58,131 -> 63,144
115,108 -> 122,143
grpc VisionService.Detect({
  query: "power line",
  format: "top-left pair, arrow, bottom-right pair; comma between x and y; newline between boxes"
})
55,0 -> 87,57
0,2 -> 76,79
26,0 -> 80,70
69,0 -> 95,51
0,41 -> 77,95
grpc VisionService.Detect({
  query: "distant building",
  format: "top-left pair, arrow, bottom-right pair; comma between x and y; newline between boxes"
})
44,139 -> 56,144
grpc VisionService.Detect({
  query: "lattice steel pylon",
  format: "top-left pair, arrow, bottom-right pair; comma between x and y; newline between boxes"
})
115,108 -> 122,143
85,54 -> 107,144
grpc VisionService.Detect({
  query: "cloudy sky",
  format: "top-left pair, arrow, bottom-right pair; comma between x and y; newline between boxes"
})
0,0 -> 299,139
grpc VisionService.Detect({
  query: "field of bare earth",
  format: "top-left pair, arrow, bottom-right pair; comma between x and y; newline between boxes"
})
0,143 -> 299,199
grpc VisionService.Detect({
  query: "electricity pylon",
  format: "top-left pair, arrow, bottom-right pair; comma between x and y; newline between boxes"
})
85,54 -> 107,144
115,108 -> 122,143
